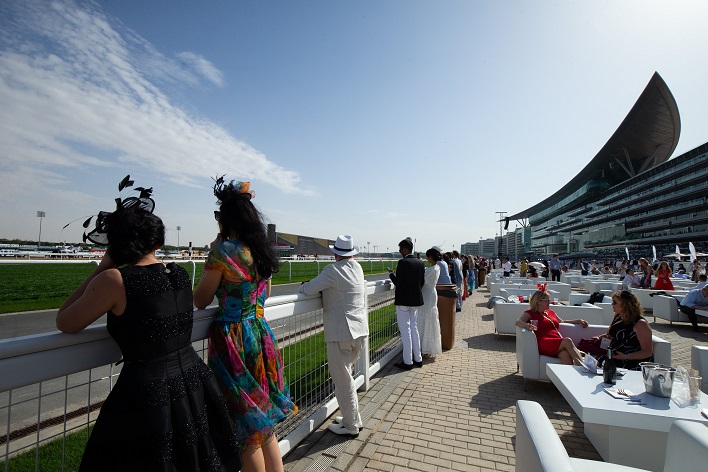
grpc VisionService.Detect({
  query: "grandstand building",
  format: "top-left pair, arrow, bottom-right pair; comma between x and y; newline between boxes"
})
267,224 -> 336,258
504,72 -> 708,259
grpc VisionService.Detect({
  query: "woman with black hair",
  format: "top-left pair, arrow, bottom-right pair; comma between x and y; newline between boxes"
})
57,178 -> 241,471
194,178 -> 297,472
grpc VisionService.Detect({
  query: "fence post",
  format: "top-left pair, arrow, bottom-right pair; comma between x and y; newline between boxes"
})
358,281 -> 371,392
188,260 -> 196,288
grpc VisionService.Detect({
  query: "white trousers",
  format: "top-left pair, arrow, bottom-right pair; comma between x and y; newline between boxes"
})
326,337 -> 365,430
396,305 -> 421,365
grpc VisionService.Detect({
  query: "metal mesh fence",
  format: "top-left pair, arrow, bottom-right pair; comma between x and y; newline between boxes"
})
0,286 -> 398,470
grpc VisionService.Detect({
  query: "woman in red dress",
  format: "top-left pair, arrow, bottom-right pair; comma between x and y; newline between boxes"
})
653,261 -> 674,290
515,288 -> 589,365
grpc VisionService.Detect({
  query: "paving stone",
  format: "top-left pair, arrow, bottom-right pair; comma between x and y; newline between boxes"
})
283,287 -> 698,471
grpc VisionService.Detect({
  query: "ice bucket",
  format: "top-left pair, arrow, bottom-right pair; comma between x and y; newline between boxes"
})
639,362 -> 676,398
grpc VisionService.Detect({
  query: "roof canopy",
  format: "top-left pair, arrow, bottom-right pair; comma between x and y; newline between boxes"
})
508,72 -> 680,221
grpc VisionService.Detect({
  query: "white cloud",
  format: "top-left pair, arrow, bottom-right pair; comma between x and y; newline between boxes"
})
177,52 -> 225,87
0,0 -> 309,200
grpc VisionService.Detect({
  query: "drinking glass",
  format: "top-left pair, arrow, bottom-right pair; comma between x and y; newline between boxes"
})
552,297 -> 559,305
689,376 -> 702,404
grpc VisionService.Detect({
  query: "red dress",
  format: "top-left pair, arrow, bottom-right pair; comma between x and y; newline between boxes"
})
654,268 -> 674,290
526,309 -> 563,356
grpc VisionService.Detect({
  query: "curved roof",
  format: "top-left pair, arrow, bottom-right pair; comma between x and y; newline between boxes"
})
508,72 -> 680,221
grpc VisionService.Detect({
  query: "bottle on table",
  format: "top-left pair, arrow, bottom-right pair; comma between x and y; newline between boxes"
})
603,349 -> 616,385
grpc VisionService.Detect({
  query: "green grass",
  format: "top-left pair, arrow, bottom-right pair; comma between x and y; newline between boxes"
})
0,425 -> 91,472
282,302 -> 397,406
0,260 -> 396,314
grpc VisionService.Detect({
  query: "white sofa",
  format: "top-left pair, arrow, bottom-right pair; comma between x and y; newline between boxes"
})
691,345 -> 708,393
515,399 -> 708,472
516,323 -> 672,384
652,294 -> 708,326
568,293 -> 612,306
516,323 -> 606,383
489,282 -> 527,297
630,288 -> 689,313
550,304 -> 606,325
569,294 -> 616,325
494,302 -> 531,335
498,288 -> 560,301
544,282 -> 572,302
494,303 -> 605,336
584,279 -> 622,294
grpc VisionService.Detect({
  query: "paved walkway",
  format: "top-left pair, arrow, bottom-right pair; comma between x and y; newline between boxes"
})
283,287 -> 707,471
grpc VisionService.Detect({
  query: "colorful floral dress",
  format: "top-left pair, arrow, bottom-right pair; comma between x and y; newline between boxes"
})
206,240 -> 297,448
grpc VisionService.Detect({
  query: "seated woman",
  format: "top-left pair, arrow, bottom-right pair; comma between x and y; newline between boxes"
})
594,290 -> 653,370
527,266 -> 538,278
638,257 -> 653,288
515,289 -> 588,366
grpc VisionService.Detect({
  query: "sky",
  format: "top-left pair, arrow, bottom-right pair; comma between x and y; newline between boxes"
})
2,0 -> 708,254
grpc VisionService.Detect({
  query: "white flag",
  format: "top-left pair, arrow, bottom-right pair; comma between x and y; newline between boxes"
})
676,245 -> 681,256
652,246 -> 657,262
689,242 -> 697,262
625,247 -> 630,261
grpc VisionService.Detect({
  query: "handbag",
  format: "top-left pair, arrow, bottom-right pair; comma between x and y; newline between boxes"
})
578,337 -> 605,357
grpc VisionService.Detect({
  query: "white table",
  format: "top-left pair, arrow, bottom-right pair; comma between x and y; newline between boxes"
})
547,364 -> 708,471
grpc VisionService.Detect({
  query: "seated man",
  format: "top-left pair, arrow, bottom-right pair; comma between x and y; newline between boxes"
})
694,274 -> 707,290
679,285 -> 708,332
622,268 -> 641,290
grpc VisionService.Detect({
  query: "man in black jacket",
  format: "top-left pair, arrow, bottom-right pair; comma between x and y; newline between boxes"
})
388,237 -> 425,370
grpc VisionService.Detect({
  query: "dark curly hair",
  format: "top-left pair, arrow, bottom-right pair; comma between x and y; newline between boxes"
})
105,207 -> 165,266
213,177 -> 279,279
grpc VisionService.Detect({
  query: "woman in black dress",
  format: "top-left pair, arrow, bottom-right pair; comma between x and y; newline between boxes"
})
594,290 -> 653,370
57,177 -> 241,471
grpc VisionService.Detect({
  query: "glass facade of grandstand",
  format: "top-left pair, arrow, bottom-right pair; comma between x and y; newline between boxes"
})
502,72 -> 708,259
518,142 -> 708,258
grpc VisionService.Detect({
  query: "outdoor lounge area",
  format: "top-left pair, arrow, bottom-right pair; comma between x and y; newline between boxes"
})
282,285 -> 708,471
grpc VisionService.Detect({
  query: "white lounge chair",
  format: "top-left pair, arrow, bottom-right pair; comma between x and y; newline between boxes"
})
516,323 -> 672,386
515,400 -> 708,472
691,345 -> 708,393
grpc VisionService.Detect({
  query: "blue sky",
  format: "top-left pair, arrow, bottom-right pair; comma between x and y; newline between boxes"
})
2,0 -> 708,254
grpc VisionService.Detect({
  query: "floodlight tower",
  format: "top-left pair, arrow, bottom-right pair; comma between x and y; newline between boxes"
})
496,211 -> 507,256
37,211 -> 46,249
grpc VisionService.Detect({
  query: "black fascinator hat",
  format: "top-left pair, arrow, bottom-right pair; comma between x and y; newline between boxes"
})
82,175 -> 155,244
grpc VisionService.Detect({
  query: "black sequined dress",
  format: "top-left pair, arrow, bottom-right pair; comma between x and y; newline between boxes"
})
79,263 -> 241,471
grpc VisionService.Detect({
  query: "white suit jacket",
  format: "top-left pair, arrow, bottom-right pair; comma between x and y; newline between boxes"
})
299,259 -> 368,342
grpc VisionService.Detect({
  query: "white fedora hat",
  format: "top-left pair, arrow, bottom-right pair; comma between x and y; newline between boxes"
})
329,235 -> 358,256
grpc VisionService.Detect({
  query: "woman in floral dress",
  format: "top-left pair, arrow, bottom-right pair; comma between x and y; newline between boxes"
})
195,178 -> 297,472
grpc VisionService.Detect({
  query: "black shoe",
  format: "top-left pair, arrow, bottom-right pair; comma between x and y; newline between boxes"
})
413,360 -> 423,368
692,325 -> 700,332
456,308 -> 462,312
393,361 -> 413,370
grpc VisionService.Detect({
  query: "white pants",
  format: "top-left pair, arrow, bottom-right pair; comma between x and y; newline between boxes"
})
326,338 -> 365,430
396,305 -> 421,365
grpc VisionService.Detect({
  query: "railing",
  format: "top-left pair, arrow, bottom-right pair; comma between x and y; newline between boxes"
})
0,280 -> 399,471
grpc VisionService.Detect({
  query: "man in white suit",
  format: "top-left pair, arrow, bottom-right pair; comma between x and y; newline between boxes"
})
299,235 -> 368,437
